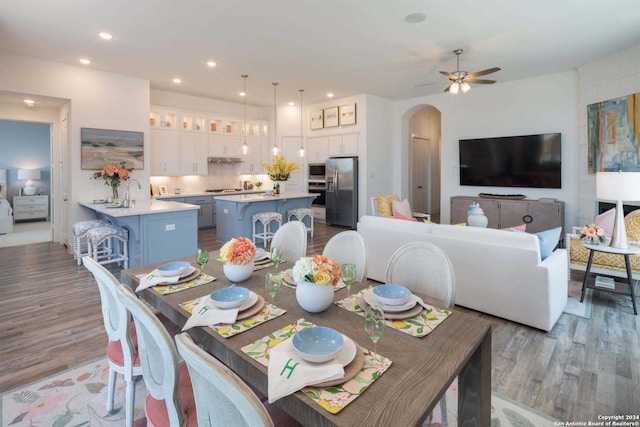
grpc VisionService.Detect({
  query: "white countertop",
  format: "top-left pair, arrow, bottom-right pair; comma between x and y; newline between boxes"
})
213,192 -> 317,203
155,190 -> 266,199
79,200 -> 199,217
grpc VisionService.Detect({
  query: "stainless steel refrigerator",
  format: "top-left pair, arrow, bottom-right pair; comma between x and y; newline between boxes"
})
325,156 -> 358,228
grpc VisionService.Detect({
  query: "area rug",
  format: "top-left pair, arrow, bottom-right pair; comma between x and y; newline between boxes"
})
564,278 -> 592,319
1,358 -> 559,426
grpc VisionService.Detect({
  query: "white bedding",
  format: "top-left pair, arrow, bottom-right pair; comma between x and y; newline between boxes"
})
0,199 -> 13,234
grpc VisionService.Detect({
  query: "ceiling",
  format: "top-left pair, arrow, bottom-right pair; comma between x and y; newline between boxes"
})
1,0 -> 639,108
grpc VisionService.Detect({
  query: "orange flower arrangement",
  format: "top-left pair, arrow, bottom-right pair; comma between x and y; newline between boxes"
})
218,237 -> 256,265
291,254 -> 341,286
92,162 -> 132,197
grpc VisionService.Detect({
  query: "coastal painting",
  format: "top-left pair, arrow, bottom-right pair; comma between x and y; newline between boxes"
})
81,128 -> 144,170
587,92 -> 640,173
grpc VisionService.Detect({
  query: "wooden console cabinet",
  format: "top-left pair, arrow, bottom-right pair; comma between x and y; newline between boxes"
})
451,196 -> 564,235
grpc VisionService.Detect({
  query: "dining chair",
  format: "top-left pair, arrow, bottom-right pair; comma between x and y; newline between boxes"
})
384,242 -> 455,427
270,220 -> 307,263
175,332 -> 275,427
115,283 -> 197,427
322,230 -> 368,282
82,256 -> 142,427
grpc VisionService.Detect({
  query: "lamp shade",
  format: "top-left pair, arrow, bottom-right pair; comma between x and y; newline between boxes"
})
0,169 -> 6,182
596,172 -> 640,201
17,169 -> 41,181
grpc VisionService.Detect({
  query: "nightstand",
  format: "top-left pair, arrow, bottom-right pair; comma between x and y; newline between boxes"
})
13,195 -> 49,221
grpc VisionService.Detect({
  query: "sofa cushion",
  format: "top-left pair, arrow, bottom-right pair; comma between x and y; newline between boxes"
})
502,224 -> 526,232
595,208 -> 615,237
535,227 -> 562,260
392,198 -> 412,218
625,209 -> 640,241
569,237 -> 640,274
376,194 -> 399,217
393,210 -> 417,221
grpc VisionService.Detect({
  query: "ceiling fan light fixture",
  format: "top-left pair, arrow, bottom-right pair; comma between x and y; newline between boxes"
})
460,82 -> 471,93
450,82 -> 460,95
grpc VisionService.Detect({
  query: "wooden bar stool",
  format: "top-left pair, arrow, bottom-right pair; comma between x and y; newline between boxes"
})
252,212 -> 282,248
287,207 -> 314,238
72,219 -> 110,265
86,225 -> 129,269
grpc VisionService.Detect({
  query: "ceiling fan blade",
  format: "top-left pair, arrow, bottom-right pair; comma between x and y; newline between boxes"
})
414,81 -> 447,87
444,85 -> 451,93
465,78 -> 496,84
439,71 -> 456,79
466,67 -> 501,78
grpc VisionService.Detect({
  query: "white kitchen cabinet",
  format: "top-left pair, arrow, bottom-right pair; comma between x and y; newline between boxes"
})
237,138 -> 266,174
208,134 -> 242,157
179,132 -> 208,175
328,133 -> 358,156
181,112 -> 206,132
150,128 -> 180,176
307,137 -> 329,162
149,107 -> 179,130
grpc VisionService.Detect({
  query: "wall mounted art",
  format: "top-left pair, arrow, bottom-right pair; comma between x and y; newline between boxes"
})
339,103 -> 356,126
587,92 -> 640,173
323,107 -> 339,128
310,109 -> 324,130
81,128 -> 144,170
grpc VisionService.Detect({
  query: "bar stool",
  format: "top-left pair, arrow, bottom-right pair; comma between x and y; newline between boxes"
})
287,207 -> 314,238
86,225 -> 129,269
252,212 -> 282,248
72,219 -> 110,265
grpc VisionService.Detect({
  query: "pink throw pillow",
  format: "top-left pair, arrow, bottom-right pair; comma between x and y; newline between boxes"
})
594,208 -> 615,237
393,211 -> 417,221
502,224 -> 526,232
392,198 -> 412,218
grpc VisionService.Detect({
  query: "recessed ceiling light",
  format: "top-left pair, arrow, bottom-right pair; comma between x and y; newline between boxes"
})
239,91 -> 246,97
99,32 -> 113,40
24,99 -> 35,106
173,78 -> 182,84
79,58 -> 91,65
327,93 -> 334,98
206,61 -> 217,68
288,102 -> 295,106
404,13 -> 426,23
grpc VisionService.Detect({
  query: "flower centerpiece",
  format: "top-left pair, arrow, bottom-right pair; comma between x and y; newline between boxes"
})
580,224 -> 605,244
92,162 -> 132,200
291,255 -> 342,313
218,237 -> 257,282
261,155 -> 299,195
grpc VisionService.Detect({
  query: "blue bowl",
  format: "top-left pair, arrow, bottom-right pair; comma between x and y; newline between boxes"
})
254,247 -> 267,260
292,326 -> 344,363
157,261 -> 190,277
210,287 -> 250,309
372,284 -> 412,306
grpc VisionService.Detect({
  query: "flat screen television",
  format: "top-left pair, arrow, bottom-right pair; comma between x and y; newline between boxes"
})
459,133 -> 562,188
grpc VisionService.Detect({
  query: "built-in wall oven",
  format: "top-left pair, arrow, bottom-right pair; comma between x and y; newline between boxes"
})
308,181 -> 326,207
308,163 -> 326,181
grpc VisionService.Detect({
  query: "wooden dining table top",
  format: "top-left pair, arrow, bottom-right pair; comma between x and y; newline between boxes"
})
121,256 -> 492,427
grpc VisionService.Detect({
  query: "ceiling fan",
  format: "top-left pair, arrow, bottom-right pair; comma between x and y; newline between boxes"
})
416,49 -> 501,95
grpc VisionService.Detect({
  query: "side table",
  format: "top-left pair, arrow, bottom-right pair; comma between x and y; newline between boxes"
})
580,242 -> 639,315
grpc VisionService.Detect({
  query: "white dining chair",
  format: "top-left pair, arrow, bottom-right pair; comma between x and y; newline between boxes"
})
270,220 -> 307,263
175,332 -> 275,427
322,230 -> 368,282
82,256 -> 142,427
385,242 -> 455,427
115,283 -> 197,427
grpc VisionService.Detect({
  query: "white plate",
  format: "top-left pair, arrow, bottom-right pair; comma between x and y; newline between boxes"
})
254,249 -> 270,262
282,333 -> 356,367
237,291 -> 259,311
282,269 -> 296,286
363,290 -> 417,313
154,265 -> 195,279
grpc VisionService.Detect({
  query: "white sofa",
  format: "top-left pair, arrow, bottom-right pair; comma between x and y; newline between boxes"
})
357,215 -> 568,331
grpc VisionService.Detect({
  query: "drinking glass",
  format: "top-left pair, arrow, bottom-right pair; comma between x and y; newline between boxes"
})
364,305 -> 385,363
270,246 -> 284,270
341,263 -> 357,296
265,272 -> 281,299
196,248 -> 209,270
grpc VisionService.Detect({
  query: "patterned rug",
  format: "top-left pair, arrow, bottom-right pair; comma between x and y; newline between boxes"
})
564,278 -> 592,319
1,357 -> 559,426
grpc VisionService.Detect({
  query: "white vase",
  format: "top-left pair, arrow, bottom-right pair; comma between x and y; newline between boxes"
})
467,206 -> 488,228
272,181 -> 286,195
295,281 -> 334,313
223,261 -> 254,283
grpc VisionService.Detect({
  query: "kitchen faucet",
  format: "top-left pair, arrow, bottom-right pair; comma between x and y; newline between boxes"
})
125,178 -> 141,203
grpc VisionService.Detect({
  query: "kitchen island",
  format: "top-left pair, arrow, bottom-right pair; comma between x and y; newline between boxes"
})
79,200 -> 199,267
215,192 -> 317,243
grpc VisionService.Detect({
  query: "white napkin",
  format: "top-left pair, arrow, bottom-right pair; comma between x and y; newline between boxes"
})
136,271 -> 179,292
268,338 -> 344,403
181,296 -> 239,331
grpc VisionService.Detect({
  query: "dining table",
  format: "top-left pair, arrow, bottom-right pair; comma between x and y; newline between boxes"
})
121,255 -> 492,427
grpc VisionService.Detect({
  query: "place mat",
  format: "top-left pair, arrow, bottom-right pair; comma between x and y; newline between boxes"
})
180,295 -> 286,338
335,287 -> 452,338
135,269 -> 215,295
241,318 -> 392,414
279,269 -> 346,291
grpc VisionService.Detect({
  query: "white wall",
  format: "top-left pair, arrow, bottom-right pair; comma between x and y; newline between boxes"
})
0,51 -> 150,244
393,71 -> 579,230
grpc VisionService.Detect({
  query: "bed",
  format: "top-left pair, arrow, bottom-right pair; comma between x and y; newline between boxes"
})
0,199 -> 13,234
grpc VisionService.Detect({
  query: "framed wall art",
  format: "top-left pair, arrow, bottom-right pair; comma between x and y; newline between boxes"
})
158,185 -> 168,195
339,103 -> 356,126
587,92 -> 640,173
323,107 -> 339,128
81,127 -> 144,170
310,109 -> 324,130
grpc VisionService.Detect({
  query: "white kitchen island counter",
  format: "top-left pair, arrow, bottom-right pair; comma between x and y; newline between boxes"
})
79,200 -> 199,267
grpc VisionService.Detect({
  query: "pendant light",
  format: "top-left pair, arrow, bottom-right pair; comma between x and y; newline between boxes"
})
298,89 -> 305,157
272,82 -> 279,156
241,74 -> 248,155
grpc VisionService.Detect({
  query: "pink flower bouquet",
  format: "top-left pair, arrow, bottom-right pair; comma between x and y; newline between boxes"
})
218,237 -> 256,265
579,224 -> 605,243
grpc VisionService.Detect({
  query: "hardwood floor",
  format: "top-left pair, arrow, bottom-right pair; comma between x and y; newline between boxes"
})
1,223 -> 638,422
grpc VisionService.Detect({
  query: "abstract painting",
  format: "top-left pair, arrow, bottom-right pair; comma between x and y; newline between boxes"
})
81,128 -> 144,170
587,92 -> 640,173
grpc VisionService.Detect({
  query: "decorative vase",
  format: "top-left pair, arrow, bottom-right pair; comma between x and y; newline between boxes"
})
272,181 -> 286,195
223,261 -> 254,283
110,183 -> 120,201
295,281 -> 334,313
467,205 -> 488,228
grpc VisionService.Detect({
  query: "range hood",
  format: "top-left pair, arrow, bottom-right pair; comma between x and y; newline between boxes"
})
207,156 -> 244,164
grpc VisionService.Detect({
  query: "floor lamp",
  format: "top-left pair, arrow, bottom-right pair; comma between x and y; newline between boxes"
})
596,171 -> 640,249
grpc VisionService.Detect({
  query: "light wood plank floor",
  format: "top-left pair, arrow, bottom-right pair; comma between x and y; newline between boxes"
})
1,222 -> 638,422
